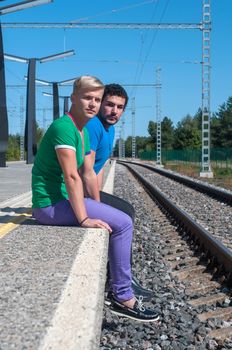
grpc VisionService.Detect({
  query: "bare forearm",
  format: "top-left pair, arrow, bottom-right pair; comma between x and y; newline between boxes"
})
65,175 -> 88,222
97,168 -> 104,190
83,171 -> 100,201
81,151 -> 100,200
65,175 -> 111,232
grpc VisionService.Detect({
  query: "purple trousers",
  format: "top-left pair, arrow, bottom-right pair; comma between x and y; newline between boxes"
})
33,198 -> 134,302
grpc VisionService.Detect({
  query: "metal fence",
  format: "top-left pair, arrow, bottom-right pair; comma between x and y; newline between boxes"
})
139,148 -> 232,168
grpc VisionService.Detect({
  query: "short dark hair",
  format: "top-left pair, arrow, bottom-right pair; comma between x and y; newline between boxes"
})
102,84 -> 128,109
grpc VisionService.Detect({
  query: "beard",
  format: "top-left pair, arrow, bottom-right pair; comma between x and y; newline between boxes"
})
99,115 -> 118,126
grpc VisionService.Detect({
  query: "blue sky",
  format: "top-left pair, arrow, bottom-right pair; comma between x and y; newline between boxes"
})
1,0 -> 232,139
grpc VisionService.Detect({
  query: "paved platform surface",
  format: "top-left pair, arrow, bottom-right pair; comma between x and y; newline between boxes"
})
0,160 -> 115,350
0,161 -> 32,202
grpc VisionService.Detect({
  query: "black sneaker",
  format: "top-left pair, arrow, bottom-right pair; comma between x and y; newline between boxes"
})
132,278 -> 154,302
105,280 -> 154,306
109,297 -> 159,322
104,291 -> 113,306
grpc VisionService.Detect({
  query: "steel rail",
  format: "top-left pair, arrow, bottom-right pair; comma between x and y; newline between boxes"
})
121,160 -> 232,205
119,161 -> 232,278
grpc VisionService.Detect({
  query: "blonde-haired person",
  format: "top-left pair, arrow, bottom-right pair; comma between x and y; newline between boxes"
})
32,75 -> 159,322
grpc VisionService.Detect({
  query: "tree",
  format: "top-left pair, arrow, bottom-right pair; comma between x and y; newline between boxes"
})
147,117 -> 175,150
113,135 -> 151,158
173,114 -> 201,150
148,121 -> 156,144
36,122 -> 44,146
124,136 -> 151,157
214,96 -> 232,148
113,138 -> 120,157
136,136 -> 151,154
161,117 -> 175,150
210,113 -> 221,147
193,108 -> 202,130
125,136 -> 132,157
6,134 -> 20,161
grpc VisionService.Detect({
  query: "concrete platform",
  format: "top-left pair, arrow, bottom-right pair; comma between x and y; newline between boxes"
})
0,161 -> 32,203
0,160 -> 116,350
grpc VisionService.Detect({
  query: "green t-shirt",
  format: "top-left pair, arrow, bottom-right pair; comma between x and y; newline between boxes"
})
32,115 -> 90,208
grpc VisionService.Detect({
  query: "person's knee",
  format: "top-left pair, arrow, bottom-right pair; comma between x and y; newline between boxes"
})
121,212 -> 133,231
108,209 -> 133,234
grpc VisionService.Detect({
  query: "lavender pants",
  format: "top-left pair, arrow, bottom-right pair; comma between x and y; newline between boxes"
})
33,198 -> 134,302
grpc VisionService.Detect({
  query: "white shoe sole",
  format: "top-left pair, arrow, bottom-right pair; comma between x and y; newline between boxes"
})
104,299 -> 112,306
110,309 -> 159,322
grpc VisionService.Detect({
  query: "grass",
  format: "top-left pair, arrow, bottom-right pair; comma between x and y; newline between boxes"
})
164,162 -> 232,191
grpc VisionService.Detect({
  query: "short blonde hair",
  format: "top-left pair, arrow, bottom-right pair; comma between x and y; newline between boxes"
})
73,75 -> 104,93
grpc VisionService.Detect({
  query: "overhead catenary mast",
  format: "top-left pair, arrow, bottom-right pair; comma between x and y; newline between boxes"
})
200,0 -> 213,178
131,97 -> 136,160
121,119 -> 125,159
155,67 -> 163,167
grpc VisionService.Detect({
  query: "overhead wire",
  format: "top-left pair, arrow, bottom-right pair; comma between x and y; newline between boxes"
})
70,0 -> 157,23
65,0 -> 158,63
5,65 -> 53,133
130,0 -> 171,99
118,0 -> 160,132
130,0 -> 159,97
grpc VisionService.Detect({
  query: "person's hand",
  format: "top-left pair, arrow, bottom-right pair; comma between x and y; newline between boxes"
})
81,217 -> 112,233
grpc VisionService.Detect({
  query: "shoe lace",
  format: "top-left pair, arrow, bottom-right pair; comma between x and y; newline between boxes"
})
135,295 -> 145,312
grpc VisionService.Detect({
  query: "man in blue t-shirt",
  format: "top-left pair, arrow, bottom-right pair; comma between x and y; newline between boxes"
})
86,84 -> 123,190
85,108 -> 115,182
86,84 -> 154,302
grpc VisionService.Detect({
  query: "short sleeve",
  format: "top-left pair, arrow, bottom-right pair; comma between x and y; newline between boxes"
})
51,119 -> 78,151
85,118 -> 101,152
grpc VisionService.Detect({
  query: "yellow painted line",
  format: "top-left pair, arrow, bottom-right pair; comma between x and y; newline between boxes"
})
0,212 -> 32,239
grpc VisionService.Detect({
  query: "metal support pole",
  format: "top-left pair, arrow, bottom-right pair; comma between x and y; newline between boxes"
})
25,58 -> 37,164
118,135 -> 122,159
63,96 -> 69,114
0,24 -> 8,167
131,97 -> 136,159
42,108 -> 46,131
20,95 -> 24,161
52,82 -> 59,120
200,0 -> 213,177
122,140 -> 125,158
156,67 -> 163,167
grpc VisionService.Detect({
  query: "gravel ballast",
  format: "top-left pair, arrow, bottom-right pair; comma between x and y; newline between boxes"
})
100,163 -> 232,350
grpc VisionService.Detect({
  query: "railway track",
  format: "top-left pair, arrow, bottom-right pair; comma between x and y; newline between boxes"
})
119,160 -> 232,205
118,161 -> 232,251
101,162 -> 232,349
